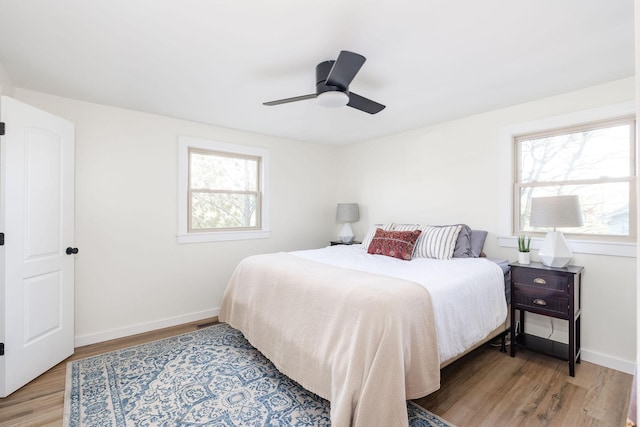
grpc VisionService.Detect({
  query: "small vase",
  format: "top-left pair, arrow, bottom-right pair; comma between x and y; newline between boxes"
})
518,251 -> 530,265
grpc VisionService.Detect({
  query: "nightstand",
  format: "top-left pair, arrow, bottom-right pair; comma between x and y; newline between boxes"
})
509,261 -> 584,376
330,240 -> 361,246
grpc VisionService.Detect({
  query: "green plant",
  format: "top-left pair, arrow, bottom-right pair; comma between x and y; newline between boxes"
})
517,235 -> 531,252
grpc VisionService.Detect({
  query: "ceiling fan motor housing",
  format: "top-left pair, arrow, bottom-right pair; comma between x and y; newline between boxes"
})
316,60 -> 345,95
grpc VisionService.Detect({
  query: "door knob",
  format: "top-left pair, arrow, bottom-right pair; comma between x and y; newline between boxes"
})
66,247 -> 79,255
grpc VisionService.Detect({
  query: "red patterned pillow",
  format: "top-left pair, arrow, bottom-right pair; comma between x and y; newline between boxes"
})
367,229 -> 422,260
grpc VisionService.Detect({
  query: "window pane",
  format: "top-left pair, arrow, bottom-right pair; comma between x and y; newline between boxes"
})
190,152 -> 258,191
519,124 -> 631,183
191,192 -> 258,229
519,182 -> 630,236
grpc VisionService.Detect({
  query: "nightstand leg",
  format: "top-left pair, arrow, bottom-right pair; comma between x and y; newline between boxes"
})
576,315 -> 581,364
510,309 -> 516,357
569,314 -> 576,377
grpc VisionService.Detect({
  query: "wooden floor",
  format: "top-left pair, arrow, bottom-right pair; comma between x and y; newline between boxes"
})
0,320 -> 632,427
416,339 -> 633,427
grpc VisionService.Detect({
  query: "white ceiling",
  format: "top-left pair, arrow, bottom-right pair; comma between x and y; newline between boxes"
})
0,0 -> 634,145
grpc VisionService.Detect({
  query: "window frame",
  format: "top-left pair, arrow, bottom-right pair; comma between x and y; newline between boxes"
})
177,136 -> 270,243
513,115 -> 637,242
498,101 -> 637,258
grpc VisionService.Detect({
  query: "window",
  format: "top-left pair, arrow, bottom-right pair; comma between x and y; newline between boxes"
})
514,116 -> 636,242
178,136 -> 270,243
189,148 -> 261,231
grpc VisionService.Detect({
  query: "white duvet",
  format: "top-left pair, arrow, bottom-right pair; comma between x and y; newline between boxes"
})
291,244 -> 508,362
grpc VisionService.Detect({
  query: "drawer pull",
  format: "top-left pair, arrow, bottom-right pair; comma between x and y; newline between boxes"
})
533,298 -> 547,306
533,278 -> 547,285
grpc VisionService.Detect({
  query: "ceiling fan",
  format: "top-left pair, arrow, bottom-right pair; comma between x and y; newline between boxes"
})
263,50 -> 385,114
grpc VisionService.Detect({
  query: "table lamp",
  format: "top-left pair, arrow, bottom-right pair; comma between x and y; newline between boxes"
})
336,203 -> 359,243
529,195 -> 583,268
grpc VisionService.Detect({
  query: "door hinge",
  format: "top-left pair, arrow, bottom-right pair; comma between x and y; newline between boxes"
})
0,233 -> 3,246
0,343 -> 4,356
0,122 -> 4,136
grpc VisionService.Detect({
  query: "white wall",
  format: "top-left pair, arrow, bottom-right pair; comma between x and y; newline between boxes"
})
0,61 -> 14,96
635,1 -> 640,413
11,78 -> 636,372
14,89 -> 338,345
337,77 -> 636,373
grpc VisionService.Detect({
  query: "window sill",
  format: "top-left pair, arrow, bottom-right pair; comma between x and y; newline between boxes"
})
177,230 -> 271,244
497,236 -> 636,258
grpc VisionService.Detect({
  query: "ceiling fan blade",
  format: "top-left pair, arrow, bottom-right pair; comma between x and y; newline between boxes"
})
263,94 -> 317,106
347,92 -> 385,114
325,51 -> 366,90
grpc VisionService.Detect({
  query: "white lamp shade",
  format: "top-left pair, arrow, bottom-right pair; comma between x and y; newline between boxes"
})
529,195 -> 583,229
336,203 -> 360,222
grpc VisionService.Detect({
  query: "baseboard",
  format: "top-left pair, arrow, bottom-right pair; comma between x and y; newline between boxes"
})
73,309 -> 636,376
74,308 -> 220,347
581,349 -> 636,375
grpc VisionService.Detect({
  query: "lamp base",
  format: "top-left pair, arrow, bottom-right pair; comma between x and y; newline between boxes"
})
539,230 -> 572,268
338,223 -> 354,243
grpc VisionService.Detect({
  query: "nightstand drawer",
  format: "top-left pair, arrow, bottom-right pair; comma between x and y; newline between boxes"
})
512,268 -> 568,292
513,286 -> 568,317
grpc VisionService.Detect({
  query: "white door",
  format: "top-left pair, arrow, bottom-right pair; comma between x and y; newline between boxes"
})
0,96 -> 75,397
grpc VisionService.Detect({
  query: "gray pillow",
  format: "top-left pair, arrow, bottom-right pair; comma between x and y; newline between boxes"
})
452,224 -> 472,258
452,226 -> 487,258
469,230 -> 488,257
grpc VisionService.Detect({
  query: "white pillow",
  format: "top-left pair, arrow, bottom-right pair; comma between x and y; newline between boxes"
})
413,225 -> 463,260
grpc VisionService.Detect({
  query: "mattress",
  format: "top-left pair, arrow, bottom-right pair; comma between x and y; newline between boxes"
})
291,244 -> 508,362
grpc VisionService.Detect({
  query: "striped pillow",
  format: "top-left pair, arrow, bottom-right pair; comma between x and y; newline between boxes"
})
413,225 -> 463,260
390,223 -> 421,232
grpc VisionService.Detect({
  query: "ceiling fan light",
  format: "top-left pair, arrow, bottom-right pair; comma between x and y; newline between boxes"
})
317,91 -> 349,108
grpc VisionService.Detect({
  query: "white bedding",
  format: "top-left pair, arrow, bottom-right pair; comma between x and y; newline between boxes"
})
291,244 -> 508,362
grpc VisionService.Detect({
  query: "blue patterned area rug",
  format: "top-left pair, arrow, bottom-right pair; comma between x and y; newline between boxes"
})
64,323 -> 453,426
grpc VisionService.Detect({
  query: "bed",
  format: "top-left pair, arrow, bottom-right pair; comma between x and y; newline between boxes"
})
219,224 -> 509,427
